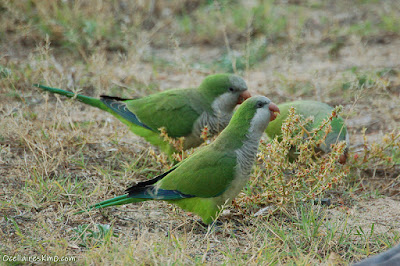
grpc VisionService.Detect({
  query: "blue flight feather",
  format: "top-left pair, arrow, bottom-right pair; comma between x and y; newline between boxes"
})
101,96 -> 154,131
128,187 -> 194,200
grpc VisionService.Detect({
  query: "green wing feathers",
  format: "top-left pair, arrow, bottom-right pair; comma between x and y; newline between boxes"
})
159,146 -> 237,197
127,89 -> 205,138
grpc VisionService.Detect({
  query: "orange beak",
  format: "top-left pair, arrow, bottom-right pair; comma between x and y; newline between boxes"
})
269,102 -> 280,121
237,90 -> 251,104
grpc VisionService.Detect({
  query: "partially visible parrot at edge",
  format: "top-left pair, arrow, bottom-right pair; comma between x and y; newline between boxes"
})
353,243 -> 400,266
34,74 -> 251,155
75,96 -> 280,224
265,100 -> 349,163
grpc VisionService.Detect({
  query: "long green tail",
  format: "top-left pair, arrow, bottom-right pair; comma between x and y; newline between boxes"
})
34,84 -> 109,112
35,84 -> 176,156
75,194 -> 147,214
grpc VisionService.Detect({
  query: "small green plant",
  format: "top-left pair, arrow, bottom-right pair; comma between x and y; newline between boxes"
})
291,204 -> 327,243
355,223 -> 375,243
215,38 -> 269,72
72,224 -> 117,248
380,12 -> 400,33
0,65 -> 11,78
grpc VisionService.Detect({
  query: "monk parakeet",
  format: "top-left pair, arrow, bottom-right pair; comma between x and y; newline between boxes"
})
35,74 -> 251,154
265,100 -> 349,163
77,96 -> 280,224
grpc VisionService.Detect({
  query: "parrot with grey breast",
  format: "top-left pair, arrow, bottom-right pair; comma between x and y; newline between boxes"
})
35,74 -> 251,155
76,96 -> 280,224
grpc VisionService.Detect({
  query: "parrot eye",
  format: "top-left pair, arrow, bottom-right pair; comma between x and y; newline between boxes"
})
228,87 -> 234,92
256,101 -> 266,108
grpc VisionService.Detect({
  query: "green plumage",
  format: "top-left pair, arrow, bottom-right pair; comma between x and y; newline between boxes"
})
212,99 -> 258,150
265,100 -> 348,155
77,96 -> 275,224
126,88 -> 207,138
35,74 -> 249,155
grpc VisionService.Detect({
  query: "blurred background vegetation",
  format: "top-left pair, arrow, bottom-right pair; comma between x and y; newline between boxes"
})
2,0 -> 400,72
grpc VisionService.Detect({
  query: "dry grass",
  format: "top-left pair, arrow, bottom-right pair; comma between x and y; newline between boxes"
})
1,0 -> 400,264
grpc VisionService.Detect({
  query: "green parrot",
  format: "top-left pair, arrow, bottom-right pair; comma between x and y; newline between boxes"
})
35,74 -> 251,154
265,100 -> 349,163
77,96 -> 280,224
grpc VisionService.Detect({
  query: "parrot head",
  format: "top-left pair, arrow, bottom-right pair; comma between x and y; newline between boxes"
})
246,96 -> 280,133
198,74 -> 251,114
229,96 -> 280,136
